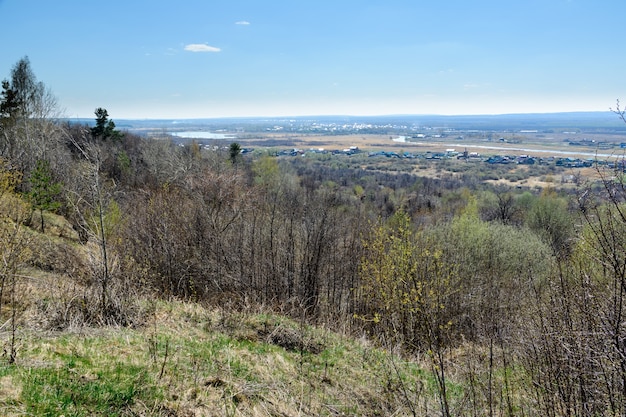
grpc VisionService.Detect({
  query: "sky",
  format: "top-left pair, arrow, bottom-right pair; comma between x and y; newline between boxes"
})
1,0 -> 625,119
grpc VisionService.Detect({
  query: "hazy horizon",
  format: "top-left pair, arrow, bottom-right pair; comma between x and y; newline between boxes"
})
67,110 -> 618,123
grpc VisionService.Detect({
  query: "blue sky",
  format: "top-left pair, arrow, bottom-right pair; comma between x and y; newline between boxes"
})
1,0 -> 624,119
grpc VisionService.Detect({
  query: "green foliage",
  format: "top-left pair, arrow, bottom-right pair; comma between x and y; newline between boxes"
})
116,150 -> 131,175
91,107 -> 122,141
428,207 -> 554,343
526,189 -> 573,257
0,157 -> 21,195
574,201 -> 626,287
88,198 -> 122,242
0,157 -> 29,243
440,188 -> 472,218
28,159 -> 62,232
358,210 -> 460,416
0,191 -> 29,225
359,210 -> 457,349
228,142 -> 242,164
515,190 -> 536,213
0,79 -> 20,122
252,153 -> 280,188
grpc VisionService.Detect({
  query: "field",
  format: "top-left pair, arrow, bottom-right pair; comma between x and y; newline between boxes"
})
227,130 -> 626,190
234,130 -> 626,155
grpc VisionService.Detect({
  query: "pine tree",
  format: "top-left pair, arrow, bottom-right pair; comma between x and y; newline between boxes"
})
28,159 -> 61,233
91,107 -> 122,141
229,142 -> 242,164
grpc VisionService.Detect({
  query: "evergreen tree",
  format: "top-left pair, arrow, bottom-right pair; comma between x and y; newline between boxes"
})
91,107 -> 122,141
28,159 -> 62,233
0,80 -> 20,120
229,142 -> 242,164
0,80 -> 20,148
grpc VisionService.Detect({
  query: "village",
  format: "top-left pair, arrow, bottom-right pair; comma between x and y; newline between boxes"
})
269,145 -> 610,170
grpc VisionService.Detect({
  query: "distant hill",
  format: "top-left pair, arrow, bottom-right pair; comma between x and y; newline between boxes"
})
400,111 -> 625,131
67,111 -> 626,134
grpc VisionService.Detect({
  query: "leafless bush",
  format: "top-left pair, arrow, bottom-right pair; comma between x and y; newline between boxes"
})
34,270 -> 147,330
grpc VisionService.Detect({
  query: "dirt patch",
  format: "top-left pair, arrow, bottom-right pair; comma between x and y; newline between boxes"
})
264,324 -> 324,354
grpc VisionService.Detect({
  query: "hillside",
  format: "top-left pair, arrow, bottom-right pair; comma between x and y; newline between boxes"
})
0,190 -> 555,417
1,299 -> 433,416
0,213 -> 440,416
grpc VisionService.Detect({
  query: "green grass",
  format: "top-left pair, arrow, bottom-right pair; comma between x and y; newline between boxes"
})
4,331 -> 159,416
21,360 -> 155,416
0,299 -> 530,416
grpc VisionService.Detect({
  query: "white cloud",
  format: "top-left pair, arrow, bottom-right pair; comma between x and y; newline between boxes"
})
235,21 -> 250,25
184,44 -> 221,53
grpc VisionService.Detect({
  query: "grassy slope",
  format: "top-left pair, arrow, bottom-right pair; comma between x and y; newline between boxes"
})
0,300 -> 438,416
0,211 -> 443,417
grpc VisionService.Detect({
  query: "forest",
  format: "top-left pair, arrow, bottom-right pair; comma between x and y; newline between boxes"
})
3,57 -> 626,416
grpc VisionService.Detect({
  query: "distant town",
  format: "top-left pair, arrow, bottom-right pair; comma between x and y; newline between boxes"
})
109,111 -> 626,174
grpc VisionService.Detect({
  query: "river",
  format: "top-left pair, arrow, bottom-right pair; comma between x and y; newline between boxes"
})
172,131 -> 237,140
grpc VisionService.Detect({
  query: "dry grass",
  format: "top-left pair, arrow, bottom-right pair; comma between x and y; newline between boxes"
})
0,291 -> 451,416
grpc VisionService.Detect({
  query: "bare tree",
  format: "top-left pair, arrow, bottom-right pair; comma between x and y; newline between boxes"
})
0,57 -> 65,177
0,160 -> 31,363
